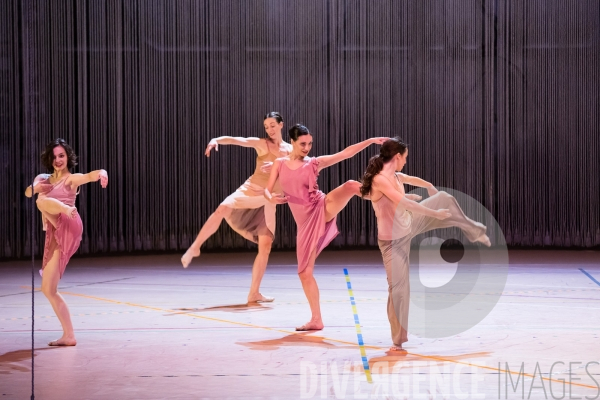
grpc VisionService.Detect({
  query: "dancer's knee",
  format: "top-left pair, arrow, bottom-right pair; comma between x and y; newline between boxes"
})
41,280 -> 57,298
36,197 -> 48,209
257,236 -> 273,255
298,268 -> 313,282
343,180 -> 360,192
214,205 -> 231,218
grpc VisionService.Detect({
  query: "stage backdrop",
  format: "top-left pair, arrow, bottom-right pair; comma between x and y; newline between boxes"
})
1,1 -> 599,259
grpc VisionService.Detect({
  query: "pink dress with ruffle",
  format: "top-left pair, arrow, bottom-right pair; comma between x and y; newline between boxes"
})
278,157 -> 339,273
38,176 -> 83,278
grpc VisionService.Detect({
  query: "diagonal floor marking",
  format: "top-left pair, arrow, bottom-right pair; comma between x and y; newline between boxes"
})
579,268 -> 600,287
343,268 -> 373,383
58,290 -> 598,390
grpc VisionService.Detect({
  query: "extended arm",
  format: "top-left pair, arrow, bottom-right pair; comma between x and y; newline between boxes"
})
316,137 -> 388,171
397,173 -> 438,196
373,176 -> 449,219
205,137 -> 266,157
67,170 -> 108,189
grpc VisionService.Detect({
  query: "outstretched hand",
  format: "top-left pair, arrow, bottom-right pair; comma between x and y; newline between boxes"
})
372,137 -> 389,145
435,209 -> 452,220
260,161 -> 273,174
269,192 -> 288,204
205,139 -> 219,157
98,170 -> 108,188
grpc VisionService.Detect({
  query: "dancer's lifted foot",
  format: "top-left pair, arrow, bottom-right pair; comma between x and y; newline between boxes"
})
475,233 -> 491,247
247,293 -> 275,303
63,205 -> 77,219
181,246 -> 200,268
48,336 -> 77,346
295,318 -> 324,331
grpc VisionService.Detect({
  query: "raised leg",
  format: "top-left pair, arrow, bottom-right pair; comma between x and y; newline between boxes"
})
296,250 -> 324,331
36,197 -> 76,228
410,191 -> 488,244
41,248 -> 76,346
323,180 -> 361,222
247,234 -> 275,303
181,204 -> 233,267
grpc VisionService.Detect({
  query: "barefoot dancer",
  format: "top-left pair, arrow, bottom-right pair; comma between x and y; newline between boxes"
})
264,123 -> 387,331
360,137 -> 490,351
181,112 -> 292,303
25,138 -> 108,346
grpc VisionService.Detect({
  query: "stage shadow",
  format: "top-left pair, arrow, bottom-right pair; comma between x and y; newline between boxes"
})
168,303 -> 272,315
0,348 -> 59,374
238,332 -> 357,351
363,351 -> 493,374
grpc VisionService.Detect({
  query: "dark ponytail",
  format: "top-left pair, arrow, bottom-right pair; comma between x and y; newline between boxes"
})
360,155 -> 385,196
359,137 -> 408,196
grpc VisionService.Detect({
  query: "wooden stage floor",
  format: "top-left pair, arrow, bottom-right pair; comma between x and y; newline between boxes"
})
1,249 -> 599,399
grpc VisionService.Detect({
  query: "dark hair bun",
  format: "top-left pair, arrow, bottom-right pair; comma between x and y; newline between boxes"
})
289,124 -> 310,141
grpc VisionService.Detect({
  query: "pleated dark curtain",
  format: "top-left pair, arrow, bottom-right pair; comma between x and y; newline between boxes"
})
1,0 -> 599,259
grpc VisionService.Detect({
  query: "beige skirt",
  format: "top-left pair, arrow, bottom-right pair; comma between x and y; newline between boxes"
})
220,179 -> 276,243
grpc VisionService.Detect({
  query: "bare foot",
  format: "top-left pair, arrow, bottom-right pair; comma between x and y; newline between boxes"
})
295,319 -> 324,331
388,345 -> 406,353
247,294 -> 275,303
62,206 -> 77,219
181,247 -> 200,268
475,234 -> 491,247
48,337 -> 77,346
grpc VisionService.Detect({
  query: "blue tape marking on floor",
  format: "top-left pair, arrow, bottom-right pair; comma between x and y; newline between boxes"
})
343,268 -> 372,383
579,268 -> 600,287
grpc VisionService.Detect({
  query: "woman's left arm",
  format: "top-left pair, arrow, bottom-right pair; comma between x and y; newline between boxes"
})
316,137 -> 388,171
397,173 -> 438,196
67,170 -> 108,189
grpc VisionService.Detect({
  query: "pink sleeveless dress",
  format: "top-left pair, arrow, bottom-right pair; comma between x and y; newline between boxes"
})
38,175 -> 83,278
278,157 -> 339,273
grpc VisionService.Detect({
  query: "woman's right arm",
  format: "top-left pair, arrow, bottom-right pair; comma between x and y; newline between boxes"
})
373,176 -> 450,220
263,159 -> 287,204
24,174 -> 50,198
205,137 -> 266,157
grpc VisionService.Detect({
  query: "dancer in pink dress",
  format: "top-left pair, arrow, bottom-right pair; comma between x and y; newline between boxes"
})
264,123 -> 387,330
360,137 -> 490,351
181,112 -> 292,303
25,138 -> 108,346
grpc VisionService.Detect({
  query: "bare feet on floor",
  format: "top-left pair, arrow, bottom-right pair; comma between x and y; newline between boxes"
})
388,345 -> 406,353
48,336 -> 77,346
295,319 -> 324,331
181,247 -> 200,268
247,294 -> 275,303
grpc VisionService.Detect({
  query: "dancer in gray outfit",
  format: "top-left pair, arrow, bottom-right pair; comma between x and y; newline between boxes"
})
360,137 -> 491,351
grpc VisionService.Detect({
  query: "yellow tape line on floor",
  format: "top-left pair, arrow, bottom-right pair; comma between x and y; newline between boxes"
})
58,290 -> 598,390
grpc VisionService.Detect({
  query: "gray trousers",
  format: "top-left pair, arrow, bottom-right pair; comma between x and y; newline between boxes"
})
377,191 -> 486,346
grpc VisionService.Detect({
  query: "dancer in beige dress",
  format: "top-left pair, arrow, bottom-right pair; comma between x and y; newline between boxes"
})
181,112 -> 292,303
360,137 -> 490,351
